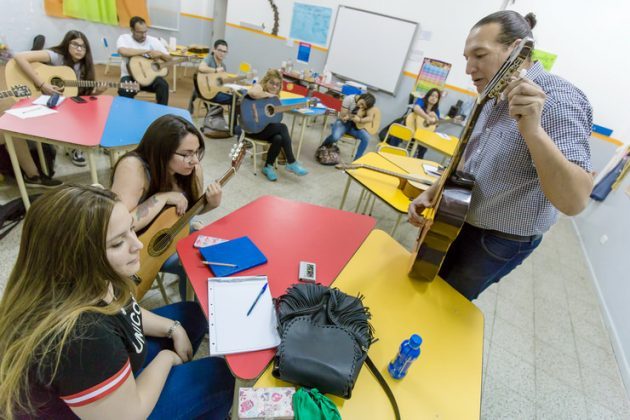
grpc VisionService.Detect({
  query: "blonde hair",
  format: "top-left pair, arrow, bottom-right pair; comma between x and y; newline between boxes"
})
0,185 -> 136,419
260,69 -> 283,92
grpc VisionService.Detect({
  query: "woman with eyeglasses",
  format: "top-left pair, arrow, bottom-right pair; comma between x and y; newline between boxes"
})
14,30 -> 102,168
111,114 -> 222,300
245,69 -> 309,181
0,184 -> 234,419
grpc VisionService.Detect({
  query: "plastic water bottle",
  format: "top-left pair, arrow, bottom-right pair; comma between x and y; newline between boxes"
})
388,334 -> 422,379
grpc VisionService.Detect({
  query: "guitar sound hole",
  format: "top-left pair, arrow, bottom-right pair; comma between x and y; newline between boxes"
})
264,104 -> 275,117
217,78 -> 224,85
149,231 -> 172,257
50,77 -> 65,90
151,63 -> 161,72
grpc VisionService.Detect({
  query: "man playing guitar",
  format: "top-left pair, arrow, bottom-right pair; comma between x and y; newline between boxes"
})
408,11 -> 593,300
188,39 -> 232,112
117,16 -> 171,105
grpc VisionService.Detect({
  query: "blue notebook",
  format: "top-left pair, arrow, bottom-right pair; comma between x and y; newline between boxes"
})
199,236 -> 267,277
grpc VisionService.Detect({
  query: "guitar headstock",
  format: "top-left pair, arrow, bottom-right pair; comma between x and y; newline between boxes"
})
11,84 -> 31,98
479,37 -> 534,103
121,81 -> 140,92
229,141 -> 247,171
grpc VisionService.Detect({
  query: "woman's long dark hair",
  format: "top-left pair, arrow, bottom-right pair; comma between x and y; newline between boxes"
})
422,88 -> 441,112
113,115 -> 205,207
50,30 -> 95,95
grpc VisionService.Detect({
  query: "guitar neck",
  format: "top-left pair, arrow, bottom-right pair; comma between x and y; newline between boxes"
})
223,74 -> 248,84
274,101 -> 312,113
61,79 -> 123,89
344,164 -> 432,185
0,90 -> 16,99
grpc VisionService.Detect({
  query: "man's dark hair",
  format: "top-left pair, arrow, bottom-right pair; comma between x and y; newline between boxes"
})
474,11 -> 536,55
358,92 -> 376,109
130,16 -> 146,29
214,39 -> 228,49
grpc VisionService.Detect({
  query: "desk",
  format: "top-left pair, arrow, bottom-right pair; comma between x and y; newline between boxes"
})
0,96 -> 191,208
255,230 -> 484,419
281,70 -> 343,94
413,127 -> 459,161
169,46 -> 208,92
278,94 -> 329,161
339,152 -> 438,234
176,195 -> 376,380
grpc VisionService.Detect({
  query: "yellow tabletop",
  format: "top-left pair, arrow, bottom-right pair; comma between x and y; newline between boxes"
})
345,152 -> 439,213
255,230 -> 484,419
279,91 -> 303,99
414,127 -> 459,157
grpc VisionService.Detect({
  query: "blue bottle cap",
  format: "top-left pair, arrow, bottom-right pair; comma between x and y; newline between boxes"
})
410,334 -> 422,348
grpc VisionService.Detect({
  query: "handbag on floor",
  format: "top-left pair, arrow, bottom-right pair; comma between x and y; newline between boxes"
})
201,104 -> 231,139
273,283 -> 401,419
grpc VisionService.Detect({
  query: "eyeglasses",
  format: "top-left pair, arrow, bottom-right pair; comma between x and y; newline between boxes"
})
216,49 -> 228,54
267,80 -> 282,87
133,30 -> 148,35
174,149 -> 204,163
69,42 -> 86,50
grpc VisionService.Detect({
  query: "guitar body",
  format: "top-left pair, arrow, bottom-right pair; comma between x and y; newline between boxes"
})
408,175 -> 473,281
128,56 -> 169,86
355,107 -> 381,135
135,207 -> 190,299
195,72 -> 233,100
398,178 -> 425,199
5,60 -> 78,98
240,96 -> 283,134
405,112 -> 437,132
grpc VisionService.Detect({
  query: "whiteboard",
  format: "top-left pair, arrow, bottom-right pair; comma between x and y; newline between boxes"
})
148,0 -> 181,31
325,6 -> 418,93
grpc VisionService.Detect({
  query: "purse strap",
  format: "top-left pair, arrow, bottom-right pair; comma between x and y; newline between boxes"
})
365,356 -> 401,420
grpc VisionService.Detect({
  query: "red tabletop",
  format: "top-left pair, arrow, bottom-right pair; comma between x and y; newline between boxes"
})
176,195 -> 376,379
0,96 -> 113,146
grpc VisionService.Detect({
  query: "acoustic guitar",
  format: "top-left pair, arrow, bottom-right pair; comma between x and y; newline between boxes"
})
195,71 -> 256,101
336,162 -> 434,199
4,59 -> 139,99
134,142 -> 246,300
408,37 -> 534,281
0,84 -> 31,101
240,96 -> 321,134
128,55 -> 188,86
353,107 -> 381,135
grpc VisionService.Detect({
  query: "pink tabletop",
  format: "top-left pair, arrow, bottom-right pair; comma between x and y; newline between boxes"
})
176,195 -> 376,379
0,95 -> 113,146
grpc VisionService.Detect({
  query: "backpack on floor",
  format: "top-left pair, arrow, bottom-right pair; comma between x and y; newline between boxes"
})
315,144 -> 340,166
201,104 -> 231,139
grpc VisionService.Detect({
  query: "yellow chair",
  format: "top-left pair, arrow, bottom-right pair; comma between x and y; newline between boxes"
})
239,62 -> 252,73
382,123 -> 413,155
241,132 -> 280,175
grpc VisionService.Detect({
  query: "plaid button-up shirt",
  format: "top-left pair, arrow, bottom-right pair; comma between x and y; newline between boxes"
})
463,62 -> 592,236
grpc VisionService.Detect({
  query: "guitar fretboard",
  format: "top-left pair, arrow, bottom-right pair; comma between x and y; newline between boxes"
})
0,90 -> 16,99
61,80 -> 125,89
343,164 -> 433,185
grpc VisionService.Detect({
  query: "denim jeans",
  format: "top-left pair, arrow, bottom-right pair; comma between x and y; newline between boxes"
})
143,302 -> 234,420
439,223 -> 542,300
323,119 -> 371,160
161,222 -> 200,301
119,75 -> 169,105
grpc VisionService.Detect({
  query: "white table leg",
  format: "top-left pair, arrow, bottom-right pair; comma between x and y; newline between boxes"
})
4,134 -> 31,209
87,149 -> 98,184
295,115 -> 307,161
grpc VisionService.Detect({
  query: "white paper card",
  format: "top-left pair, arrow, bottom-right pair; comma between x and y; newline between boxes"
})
32,95 -> 66,106
5,105 -> 57,119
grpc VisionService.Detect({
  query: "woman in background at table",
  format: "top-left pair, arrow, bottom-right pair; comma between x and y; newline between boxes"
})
245,69 -> 309,182
0,185 -> 233,420
404,88 -> 441,158
14,30 -> 103,167
111,114 -> 222,301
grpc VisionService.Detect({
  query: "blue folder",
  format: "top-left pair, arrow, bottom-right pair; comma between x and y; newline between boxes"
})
199,236 -> 267,277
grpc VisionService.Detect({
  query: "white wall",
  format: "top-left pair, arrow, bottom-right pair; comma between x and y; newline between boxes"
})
226,0 -> 629,142
182,0 -> 214,18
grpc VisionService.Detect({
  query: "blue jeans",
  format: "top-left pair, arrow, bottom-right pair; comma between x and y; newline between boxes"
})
143,302 -> 234,420
323,120 -> 371,160
439,223 -> 542,300
162,253 -> 187,301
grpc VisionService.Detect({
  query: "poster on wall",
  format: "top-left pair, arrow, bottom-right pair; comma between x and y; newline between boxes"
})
531,49 -> 557,71
413,58 -> 451,97
289,3 -> 332,46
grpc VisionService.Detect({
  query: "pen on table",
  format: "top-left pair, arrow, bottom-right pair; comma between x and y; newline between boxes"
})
22,107 -> 43,114
246,283 -> 268,317
202,261 -> 237,267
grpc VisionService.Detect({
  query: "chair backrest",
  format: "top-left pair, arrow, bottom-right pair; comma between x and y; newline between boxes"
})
385,123 -> 413,143
377,143 -> 409,157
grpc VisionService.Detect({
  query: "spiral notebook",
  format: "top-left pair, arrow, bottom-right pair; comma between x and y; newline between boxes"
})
207,276 -> 280,356
199,236 -> 267,277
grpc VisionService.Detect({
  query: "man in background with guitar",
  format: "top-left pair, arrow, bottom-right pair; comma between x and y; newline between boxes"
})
188,39 -> 232,113
320,92 -> 377,161
117,16 -> 171,105
408,11 -> 593,301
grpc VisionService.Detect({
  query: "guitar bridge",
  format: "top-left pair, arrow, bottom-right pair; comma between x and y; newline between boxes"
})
450,171 -> 475,188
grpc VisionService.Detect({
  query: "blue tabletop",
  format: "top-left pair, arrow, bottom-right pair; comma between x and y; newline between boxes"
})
280,97 -> 329,116
100,97 -> 192,148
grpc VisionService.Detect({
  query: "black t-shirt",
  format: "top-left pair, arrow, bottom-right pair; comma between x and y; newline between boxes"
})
26,299 -> 147,418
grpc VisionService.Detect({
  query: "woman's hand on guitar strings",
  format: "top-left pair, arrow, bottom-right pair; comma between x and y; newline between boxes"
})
164,192 -> 188,216
41,83 -> 62,96
205,182 -> 223,210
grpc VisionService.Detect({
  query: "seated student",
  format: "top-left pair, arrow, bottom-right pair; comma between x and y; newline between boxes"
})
0,184 -> 234,419
111,114 -> 222,300
14,29 -> 103,167
0,138 -> 62,188
320,92 -> 376,160
117,16 -> 171,106
245,69 -> 309,182
188,39 -> 232,112
404,88 -> 441,158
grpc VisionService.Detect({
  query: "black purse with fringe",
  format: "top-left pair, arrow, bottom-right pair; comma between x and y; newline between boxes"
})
273,283 -> 374,399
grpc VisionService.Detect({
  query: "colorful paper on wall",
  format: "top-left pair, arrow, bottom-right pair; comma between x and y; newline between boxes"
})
531,49 -> 557,71
63,0 -> 118,25
289,3 -> 332,46
44,0 -> 65,18
413,58 -> 451,97
297,42 -> 311,63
